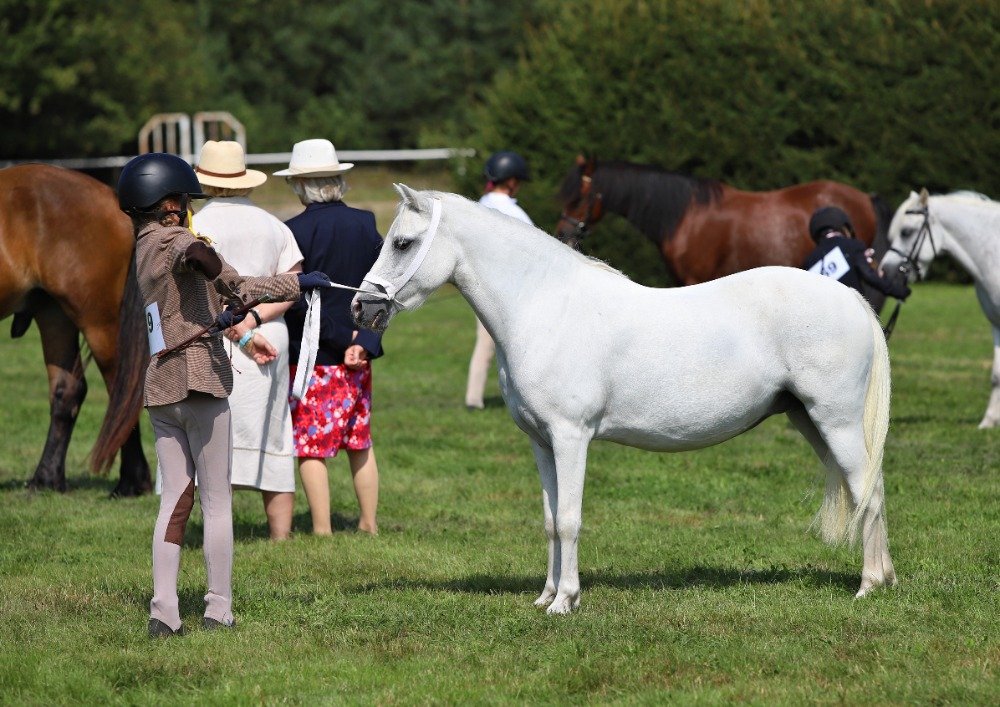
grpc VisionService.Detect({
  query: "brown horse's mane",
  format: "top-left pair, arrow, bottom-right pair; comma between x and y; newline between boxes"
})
558,160 -> 723,244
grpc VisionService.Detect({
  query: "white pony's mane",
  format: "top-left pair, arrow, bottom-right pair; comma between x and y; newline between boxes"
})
400,190 -> 631,281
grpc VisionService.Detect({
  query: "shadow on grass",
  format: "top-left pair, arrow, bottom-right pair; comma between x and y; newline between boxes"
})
0,474 -> 125,494
352,565 -> 858,596
183,511 -> 364,547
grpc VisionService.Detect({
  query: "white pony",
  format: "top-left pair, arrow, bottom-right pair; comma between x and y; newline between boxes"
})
881,189 -> 1000,428
353,185 -> 896,614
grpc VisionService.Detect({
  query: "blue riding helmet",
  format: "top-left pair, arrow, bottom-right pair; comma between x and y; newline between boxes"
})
484,151 -> 531,183
809,206 -> 854,242
118,153 -> 208,213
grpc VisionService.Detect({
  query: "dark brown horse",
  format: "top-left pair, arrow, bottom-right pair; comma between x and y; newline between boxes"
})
555,155 -> 891,309
0,164 -> 150,495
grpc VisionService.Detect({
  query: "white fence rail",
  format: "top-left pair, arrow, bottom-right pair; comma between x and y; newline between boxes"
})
0,147 -> 475,171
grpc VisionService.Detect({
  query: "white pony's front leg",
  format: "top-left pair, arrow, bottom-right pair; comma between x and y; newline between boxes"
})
546,431 -> 590,615
530,440 -> 558,607
978,325 -> 1000,429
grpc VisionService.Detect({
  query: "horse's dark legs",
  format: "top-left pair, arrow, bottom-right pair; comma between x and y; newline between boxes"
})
27,302 -> 86,492
110,425 -> 152,498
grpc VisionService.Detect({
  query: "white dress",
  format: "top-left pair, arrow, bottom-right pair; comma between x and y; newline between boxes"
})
191,197 -> 304,492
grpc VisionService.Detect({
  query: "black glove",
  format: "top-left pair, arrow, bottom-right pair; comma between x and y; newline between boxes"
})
214,304 -> 247,331
297,271 -> 332,290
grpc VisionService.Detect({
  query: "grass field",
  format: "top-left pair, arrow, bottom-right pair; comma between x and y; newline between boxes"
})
0,279 -> 997,703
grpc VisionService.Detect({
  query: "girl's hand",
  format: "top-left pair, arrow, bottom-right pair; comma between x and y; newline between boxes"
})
246,332 -> 278,365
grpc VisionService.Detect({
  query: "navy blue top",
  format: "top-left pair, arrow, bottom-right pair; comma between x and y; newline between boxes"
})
802,234 -> 909,300
285,201 -> 385,365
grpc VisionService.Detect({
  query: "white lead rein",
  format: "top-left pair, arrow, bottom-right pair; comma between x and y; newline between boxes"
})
291,198 -> 442,399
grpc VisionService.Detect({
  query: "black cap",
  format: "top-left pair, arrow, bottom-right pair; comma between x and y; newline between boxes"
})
484,151 -> 530,182
809,206 -> 853,241
117,153 -> 208,212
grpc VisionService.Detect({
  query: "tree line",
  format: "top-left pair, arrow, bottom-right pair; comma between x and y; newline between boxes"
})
465,0 -> 999,283
2,0 -> 996,282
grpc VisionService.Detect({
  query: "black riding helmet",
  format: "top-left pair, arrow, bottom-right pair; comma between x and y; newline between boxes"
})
809,205 -> 854,242
483,151 -> 531,183
117,152 -> 208,213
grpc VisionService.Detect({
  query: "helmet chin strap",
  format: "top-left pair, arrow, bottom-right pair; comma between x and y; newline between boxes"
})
362,198 -> 442,308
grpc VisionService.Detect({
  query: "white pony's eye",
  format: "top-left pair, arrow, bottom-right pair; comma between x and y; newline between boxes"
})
393,236 -> 414,251
900,227 -> 915,240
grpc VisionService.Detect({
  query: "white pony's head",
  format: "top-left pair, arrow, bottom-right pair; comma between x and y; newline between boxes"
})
882,188 -> 937,282
352,184 -> 457,332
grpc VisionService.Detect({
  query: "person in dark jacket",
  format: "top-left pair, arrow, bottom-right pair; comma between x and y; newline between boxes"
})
278,139 -> 384,535
802,206 -> 910,304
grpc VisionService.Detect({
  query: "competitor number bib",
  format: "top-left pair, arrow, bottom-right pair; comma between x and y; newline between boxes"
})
808,246 -> 850,281
145,302 -> 165,355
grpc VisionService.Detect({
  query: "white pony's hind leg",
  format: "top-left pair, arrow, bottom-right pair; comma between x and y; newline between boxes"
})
814,421 -> 896,597
530,440 -> 559,608
977,325 -> 1000,428
856,476 -> 896,597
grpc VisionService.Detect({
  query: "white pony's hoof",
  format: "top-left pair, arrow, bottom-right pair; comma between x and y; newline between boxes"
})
977,418 -> 997,430
854,575 -> 894,598
533,590 -> 555,608
545,593 -> 580,615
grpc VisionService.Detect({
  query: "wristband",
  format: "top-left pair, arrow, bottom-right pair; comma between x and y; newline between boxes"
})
238,329 -> 255,348
249,308 -> 262,327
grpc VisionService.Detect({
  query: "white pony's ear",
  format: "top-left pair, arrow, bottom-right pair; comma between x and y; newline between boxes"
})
918,187 -> 929,206
394,183 -> 430,213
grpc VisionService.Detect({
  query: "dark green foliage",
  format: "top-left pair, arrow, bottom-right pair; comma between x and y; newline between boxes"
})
0,0 -> 218,157
0,0 -> 546,157
465,0 -> 1000,282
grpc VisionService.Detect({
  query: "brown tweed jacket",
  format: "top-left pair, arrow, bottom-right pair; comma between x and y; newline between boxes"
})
136,222 -> 301,407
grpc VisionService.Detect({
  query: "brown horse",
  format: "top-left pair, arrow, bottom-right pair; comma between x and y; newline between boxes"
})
0,164 -> 150,495
555,155 -> 892,309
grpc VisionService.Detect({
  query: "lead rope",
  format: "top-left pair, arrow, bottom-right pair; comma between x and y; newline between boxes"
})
291,289 -> 321,400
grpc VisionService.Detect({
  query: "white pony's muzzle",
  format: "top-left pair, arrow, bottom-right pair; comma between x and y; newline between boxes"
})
358,198 -> 443,316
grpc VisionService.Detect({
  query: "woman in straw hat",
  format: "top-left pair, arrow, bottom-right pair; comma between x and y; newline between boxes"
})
192,140 -> 305,540
277,139 -> 384,535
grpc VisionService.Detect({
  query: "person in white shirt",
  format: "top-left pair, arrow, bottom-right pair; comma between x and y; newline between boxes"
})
465,151 -> 534,409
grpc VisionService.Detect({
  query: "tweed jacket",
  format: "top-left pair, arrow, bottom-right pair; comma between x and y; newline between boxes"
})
135,222 -> 301,407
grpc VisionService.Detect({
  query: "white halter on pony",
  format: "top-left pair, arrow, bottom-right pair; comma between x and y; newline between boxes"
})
354,184 -> 896,614
882,188 -> 1000,428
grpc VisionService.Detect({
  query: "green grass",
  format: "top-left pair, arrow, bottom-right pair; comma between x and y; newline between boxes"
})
0,283 -> 997,704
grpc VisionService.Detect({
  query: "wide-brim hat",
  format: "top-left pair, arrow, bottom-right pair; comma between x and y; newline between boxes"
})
195,140 -> 267,189
273,139 -> 354,177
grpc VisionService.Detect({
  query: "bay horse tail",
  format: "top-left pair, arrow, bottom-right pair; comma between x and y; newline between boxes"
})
815,296 -> 891,546
90,251 -> 147,473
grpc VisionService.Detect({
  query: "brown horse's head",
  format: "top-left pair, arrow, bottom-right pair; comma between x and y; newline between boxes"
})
555,154 -> 604,250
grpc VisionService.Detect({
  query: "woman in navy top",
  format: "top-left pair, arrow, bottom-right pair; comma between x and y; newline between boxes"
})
278,139 -> 384,535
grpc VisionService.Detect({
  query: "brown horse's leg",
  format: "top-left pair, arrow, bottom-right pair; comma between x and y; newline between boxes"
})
27,300 -> 87,492
111,426 -> 152,497
82,320 -> 152,498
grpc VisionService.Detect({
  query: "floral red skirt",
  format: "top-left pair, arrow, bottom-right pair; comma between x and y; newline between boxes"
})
289,365 -> 372,458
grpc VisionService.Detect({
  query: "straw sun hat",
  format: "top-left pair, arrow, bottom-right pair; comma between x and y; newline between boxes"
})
273,139 -> 354,178
195,140 -> 267,189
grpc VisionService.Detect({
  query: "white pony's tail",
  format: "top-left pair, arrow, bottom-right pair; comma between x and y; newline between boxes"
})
815,294 -> 891,546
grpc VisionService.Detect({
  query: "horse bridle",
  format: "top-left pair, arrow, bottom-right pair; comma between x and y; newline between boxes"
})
880,203 -> 937,341
558,175 -> 603,243
887,205 -> 937,280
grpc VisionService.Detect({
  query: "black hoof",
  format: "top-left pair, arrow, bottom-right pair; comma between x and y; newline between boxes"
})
110,478 -> 152,499
26,476 -> 67,493
148,618 -> 184,638
202,617 -> 235,631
